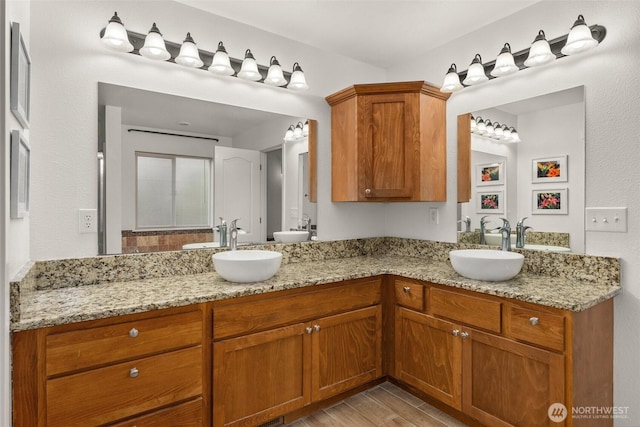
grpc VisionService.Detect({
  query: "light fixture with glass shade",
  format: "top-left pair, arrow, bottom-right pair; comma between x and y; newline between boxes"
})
470,116 -> 520,143
175,33 -> 204,68
524,30 -> 556,67
502,125 -> 512,140
470,115 -> 477,132
440,63 -> 464,93
100,12 -> 133,52
462,54 -> 488,85
303,120 -> 309,137
485,120 -> 495,137
139,23 -> 171,61
207,42 -> 235,76
510,127 -> 521,142
561,14 -> 599,55
264,56 -> 288,86
288,62 -> 309,91
494,122 -> 504,139
284,125 -> 295,142
237,49 -> 262,81
476,117 -> 487,134
293,122 -> 304,139
490,43 -> 519,77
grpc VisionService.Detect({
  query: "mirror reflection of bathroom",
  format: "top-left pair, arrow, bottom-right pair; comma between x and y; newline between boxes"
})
458,86 -> 585,253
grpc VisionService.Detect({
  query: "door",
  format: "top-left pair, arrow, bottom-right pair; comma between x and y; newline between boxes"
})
462,329 -> 565,427
394,307 -> 462,410
311,305 -> 382,401
213,323 -> 311,427
214,146 -> 262,244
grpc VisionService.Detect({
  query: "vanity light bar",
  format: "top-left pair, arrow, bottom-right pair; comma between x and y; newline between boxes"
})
99,12 -> 309,91
471,116 -> 520,143
440,15 -> 606,93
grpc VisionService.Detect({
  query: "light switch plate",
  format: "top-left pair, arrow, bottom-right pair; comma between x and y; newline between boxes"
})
585,207 -> 627,232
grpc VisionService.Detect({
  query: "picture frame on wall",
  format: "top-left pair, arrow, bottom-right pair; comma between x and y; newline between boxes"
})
476,190 -> 504,214
11,130 -> 31,219
10,22 -> 31,129
532,189 -> 568,215
476,162 -> 504,186
532,155 -> 567,183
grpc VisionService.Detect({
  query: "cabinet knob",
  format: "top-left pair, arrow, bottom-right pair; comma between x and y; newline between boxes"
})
403,286 -> 411,293
305,327 -> 313,334
365,188 -> 372,196
314,324 -> 321,332
452,329 -> 460,337
129,328 -> 139,338
129,367 -> 139,378
460,332 -> 469,340
529,317 -> 539,326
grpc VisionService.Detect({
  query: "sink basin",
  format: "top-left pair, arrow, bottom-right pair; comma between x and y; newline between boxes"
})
449,249 -> 524,282
212,250 -> 282,283
273,231 -> 309,243
484,232 -> 515,246
522,244 -> 571,253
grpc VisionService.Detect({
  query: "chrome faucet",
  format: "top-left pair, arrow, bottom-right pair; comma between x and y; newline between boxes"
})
229,219 -> 240,250
479,216 -> 490,245
516,217 -> 533,249
215,217 -> 228,247
301,215 -> 311,231
458,216 -> 471,232
498,218 -> 511,251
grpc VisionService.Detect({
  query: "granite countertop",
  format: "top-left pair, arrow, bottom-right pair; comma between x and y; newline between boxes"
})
12,254 -> 621,332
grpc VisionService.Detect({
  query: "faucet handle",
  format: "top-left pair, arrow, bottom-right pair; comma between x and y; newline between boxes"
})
230,218 -> 240,228
499,218 -> 511,229
517,216 -> 528,226
480,215 -> 490,224
219,217 -> 226,225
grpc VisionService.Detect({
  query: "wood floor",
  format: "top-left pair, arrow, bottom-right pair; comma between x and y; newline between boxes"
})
284,382 -> 469,427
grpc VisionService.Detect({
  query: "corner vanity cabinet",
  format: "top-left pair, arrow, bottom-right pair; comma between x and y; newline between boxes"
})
326,81 -> 450,202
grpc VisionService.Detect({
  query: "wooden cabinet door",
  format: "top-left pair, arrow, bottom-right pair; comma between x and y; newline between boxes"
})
311,305 -> 382,401
359,93 -> 417,200
394,307 -> 462,410
213,323 -> 311,427
462,329 -> 565,427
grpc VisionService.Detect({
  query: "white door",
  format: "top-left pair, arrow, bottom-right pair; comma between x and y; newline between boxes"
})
214,146 -> 262,244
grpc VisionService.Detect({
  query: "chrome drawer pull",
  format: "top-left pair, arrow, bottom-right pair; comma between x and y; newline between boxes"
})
460,332 -> 469,340
305,327 -> 313,334
129,367 -> 139,378
313,324 -> 321,332
452,329 -> 460,337
529,317 -> 540,326
129,328 -> 139,338
403,286 -> 411,293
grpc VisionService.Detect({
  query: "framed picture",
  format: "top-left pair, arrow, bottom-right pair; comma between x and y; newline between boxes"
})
532,155 -> 567,183
476,190 -> 504,214
11,130 -> 31,219
10,22 -> 31,129
476,162 -> 504,186
532,189 -> 567,215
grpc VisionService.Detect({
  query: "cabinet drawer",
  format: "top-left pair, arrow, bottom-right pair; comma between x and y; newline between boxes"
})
109,398 -> 203,426
506,305 -> 565,352
394,280 -> 425,311
46,346 -> 202,427
429,288 -> 501,333
214,278 -> 382,340
46,310 -> 202,376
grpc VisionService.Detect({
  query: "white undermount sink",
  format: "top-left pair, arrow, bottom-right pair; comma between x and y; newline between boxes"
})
212,250 -> 282,283
483,233 -> 570,252
273,230 -> 309,243
449,249 -> 524,282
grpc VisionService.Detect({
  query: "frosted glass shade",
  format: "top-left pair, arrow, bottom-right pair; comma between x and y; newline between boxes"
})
490,43 -> 519,77
101,12 -> 133,52
237,49 -> 262,81
175,33 -> 203,68
561,15 -> 598,55
139,23 -> 171,61
208,42 -> 235,76
293,123 -> 303,138
284,125 -> 295,142
463,54 -> 488,85
524,30 -> 556,67
288,63 -> 309,91
476,118 -> 487,134
264,56 -> 288,86
440,64 -> 463,93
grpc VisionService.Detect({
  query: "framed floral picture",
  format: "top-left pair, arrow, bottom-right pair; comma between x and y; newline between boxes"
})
532,155 -> 567,183
532,189 -> 567,215
476,162 -> 504,186
476,190 -> 504,214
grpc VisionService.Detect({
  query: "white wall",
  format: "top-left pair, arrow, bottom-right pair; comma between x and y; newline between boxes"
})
387,2 -> 640,423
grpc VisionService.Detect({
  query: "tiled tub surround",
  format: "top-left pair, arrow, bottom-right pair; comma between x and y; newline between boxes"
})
10,238 -> 620,331
121,229 -> 214,253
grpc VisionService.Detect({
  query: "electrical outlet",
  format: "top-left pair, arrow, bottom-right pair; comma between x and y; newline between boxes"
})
428,207 -> 439,225
585,207 -> 627,233
78,209 -> 97,233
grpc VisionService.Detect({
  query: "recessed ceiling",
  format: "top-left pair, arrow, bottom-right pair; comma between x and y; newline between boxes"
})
176,0 -> 538,69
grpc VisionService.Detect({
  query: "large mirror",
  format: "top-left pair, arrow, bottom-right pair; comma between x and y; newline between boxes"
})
458,86 -> 585,253
98,83 -> 317,254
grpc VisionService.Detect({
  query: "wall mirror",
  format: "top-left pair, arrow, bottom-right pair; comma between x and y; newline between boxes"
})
457,86 -> 585,253
98,83 -> 317,254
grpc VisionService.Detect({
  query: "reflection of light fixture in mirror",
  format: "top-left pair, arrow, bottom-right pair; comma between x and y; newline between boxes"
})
485,120 -> 495,137
502,125 -> 512,140
288,63 -> 309,91
470,115 -> 477,132
494,122 -> 504,139
510,127 -> 521,142
440,63 -> 464,93
475,117 -> 487,134
139,23 -> 171,61
524,30 -> 556,67
462,54 -> 488,85
238,49 -> 262,81
293,122 -> 304,139
208,42 -> 235,76
490,43 -> 519,77
284,125 -> 295,142
303,120 -> 309,137
100,12 -> 133,52
471,116 -> 519,143
175,33 -> 204,68
562,15 -> 599,55
264,56 -> 288,86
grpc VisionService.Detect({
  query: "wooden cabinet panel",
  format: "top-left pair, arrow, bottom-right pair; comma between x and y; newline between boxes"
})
213,278 -> 381,340
463,329 -> 564,427
46,310 -> 202,376
312,305 -> 382,401
394,279 -> 425,311
110,398 -> 203,426
430,287 -> 501,333
47,346 -> 202,427
213,323 -> 310,427
457,113 -> 471,203
506,305 -> 565,352
394,307 -> 462,410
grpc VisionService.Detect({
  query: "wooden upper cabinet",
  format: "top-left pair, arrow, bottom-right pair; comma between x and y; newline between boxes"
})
326,81 -> 450,202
